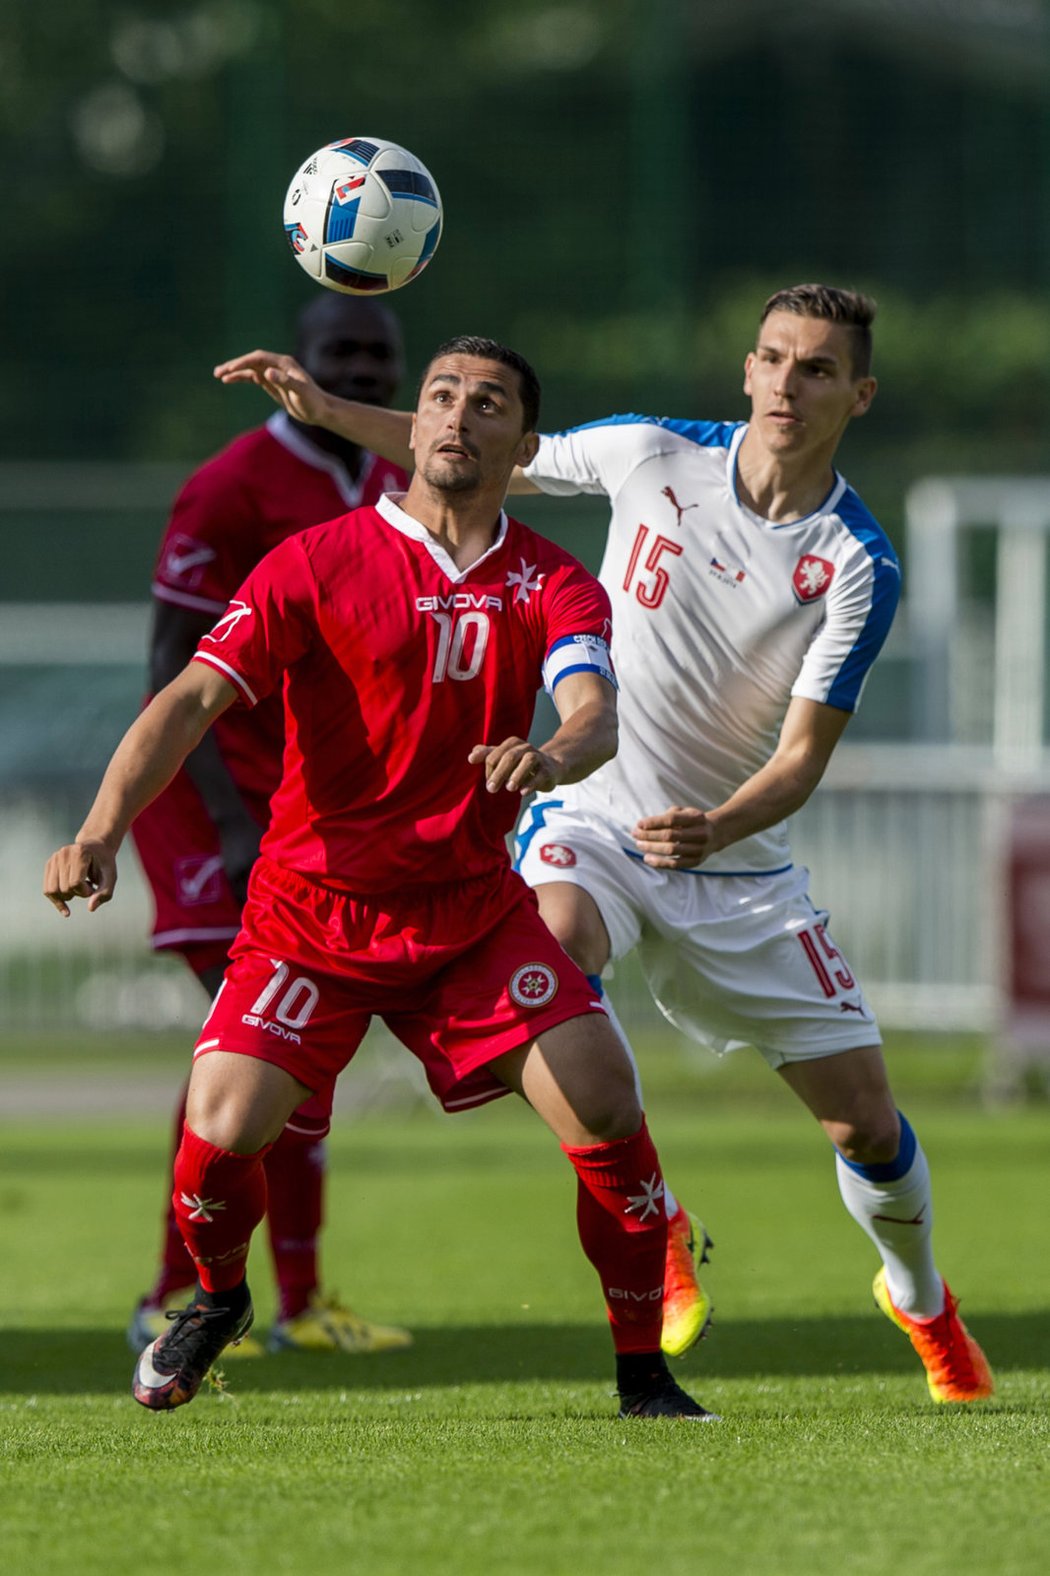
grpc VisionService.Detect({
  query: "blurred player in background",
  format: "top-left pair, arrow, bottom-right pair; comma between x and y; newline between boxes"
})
214,285 -> 994,1404
128,293 -> 412,1359
46,338 -> 713,1422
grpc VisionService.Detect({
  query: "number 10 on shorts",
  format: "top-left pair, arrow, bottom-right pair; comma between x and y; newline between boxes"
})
251,959 -> 321,1030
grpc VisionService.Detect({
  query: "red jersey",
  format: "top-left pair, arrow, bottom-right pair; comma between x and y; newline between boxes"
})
193,493 -> 615,891
152,411 -> 408,812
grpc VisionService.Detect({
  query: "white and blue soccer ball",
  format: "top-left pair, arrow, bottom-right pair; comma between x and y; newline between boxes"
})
283,137 -> 442,295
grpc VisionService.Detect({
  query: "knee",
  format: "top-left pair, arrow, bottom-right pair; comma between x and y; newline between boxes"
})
830,1106 -> 902,1167
185,1082 -> 277,1155
574,1056 -> 642,1144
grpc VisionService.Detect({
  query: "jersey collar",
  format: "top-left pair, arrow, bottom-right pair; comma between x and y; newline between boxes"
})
376,492 -> 510,583
727,422 -> 847,527
266,411 -> 376,510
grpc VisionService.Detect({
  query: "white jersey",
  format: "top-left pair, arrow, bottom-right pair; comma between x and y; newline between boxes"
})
523,415 -> 900,873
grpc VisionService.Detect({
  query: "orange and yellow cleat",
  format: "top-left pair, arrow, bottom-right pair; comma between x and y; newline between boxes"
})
661,1207 -> 714,1359
873,1267 -> 994,1403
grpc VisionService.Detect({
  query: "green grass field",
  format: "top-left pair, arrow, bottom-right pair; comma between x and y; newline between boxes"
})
2,1031 -> 1048,1575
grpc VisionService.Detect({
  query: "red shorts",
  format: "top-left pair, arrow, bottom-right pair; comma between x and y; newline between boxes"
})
194,856 -> 604,1115
134,792 -> 334,1137
131,770 -> 244,967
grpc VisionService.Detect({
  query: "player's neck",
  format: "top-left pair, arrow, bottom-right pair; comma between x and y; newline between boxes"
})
400,480 -> 506,570
289,417 -> 366,479
735,431 -> 838,524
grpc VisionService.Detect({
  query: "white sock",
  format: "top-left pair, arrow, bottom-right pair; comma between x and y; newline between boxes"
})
835,1129 -> 944,1318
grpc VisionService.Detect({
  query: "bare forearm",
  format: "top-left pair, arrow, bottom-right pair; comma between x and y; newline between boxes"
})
79,679 -> 227,849
537,698 -> 617,785
704,752 -> 825,849
312,395 -> 414,469
632,697 -> 849,869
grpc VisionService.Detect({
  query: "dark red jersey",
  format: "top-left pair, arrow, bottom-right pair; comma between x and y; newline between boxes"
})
193,494 -> 615,890
152,412 -> 407,811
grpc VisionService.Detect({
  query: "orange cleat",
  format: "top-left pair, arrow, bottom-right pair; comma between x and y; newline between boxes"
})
661,1207 -> 713,1359
873,1268 -> 994,1403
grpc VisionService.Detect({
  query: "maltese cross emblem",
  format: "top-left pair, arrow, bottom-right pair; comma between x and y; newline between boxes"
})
624,1173 -> 665,1222
180,1193 -> 226,1223
506,557 -> 543,604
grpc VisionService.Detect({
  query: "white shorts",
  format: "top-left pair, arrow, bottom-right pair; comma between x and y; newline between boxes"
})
515,799 -> 880,1068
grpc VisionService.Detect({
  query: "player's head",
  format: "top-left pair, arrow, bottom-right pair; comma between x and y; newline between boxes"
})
411,338 -> 542,497
758,284 -> 876,378
294,293 -> 404,406
419,337 -> 541,434
744,284 -> 878,459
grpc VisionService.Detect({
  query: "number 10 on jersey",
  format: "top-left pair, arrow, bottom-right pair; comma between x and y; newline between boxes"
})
429,611 -> 490,683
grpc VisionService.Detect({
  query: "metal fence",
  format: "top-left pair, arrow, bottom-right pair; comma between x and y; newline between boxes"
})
2,744 -> 1014,1040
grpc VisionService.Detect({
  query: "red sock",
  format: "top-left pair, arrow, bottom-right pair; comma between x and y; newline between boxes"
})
146,1081 -> 197,1306
173,1124 -> 270,1294
263,1130 -> 326,1321
562,1119 -> 668,1354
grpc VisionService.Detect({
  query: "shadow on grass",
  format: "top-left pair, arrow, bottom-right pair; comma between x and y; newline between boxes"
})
2,1309 -> 1047,1396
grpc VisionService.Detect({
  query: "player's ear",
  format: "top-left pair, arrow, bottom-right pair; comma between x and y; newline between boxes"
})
852,377 -> 877,418
408,412 -> 418,455
743,351 -> 755,395
516,431 -> 540,467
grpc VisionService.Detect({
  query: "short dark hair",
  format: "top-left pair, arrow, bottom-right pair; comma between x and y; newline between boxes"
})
419,336 -> 541,432
759,284 -> 877,377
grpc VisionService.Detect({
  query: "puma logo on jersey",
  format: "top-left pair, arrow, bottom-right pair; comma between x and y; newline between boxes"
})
662,486 -> 698,526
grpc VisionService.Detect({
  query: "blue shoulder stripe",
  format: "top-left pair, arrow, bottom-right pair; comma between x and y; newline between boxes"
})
827,489 -> 902,711
554,413 -> 742,450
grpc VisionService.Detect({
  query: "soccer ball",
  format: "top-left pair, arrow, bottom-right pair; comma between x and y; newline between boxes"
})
283,137 -> 443,295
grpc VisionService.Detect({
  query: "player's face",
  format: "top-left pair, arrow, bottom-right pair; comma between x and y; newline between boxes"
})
297,299 -> 403,407
410,355 -> 539,495
743,313 -> 876,459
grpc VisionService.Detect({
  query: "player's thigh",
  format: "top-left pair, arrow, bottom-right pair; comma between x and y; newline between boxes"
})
638,867 -> 881,1066
493,1012 -> 641,1147
515,799 -> 643,970
186,1050 -> 313,1153
777,1043 -> 900,1158
532,881 -> 611,975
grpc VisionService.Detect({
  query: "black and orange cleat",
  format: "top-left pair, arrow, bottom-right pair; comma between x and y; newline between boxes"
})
131,1283 -> 254,1411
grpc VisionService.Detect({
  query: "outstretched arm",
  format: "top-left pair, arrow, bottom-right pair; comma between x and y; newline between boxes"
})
43,662 -> 238,915
469,670 -> 617,795
214,348 -> 544,491
632,696 -> 851,868
213,349 -> 415,471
